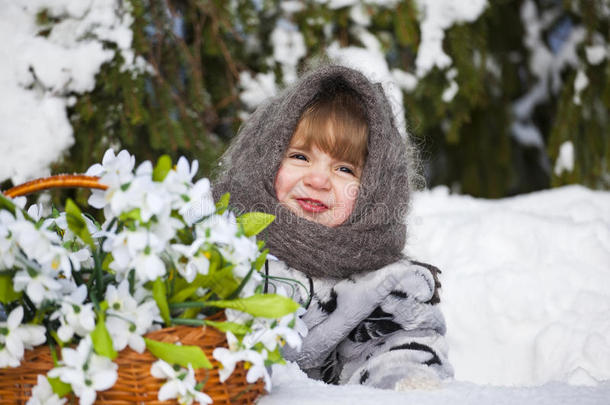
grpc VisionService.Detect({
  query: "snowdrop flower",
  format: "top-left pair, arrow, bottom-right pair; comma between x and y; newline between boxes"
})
150,360 -> 212,405
243,311 -> 304,352
170,239 -> 210,282
197,212 -> 239,246
103,229 -> 166,282
26,375 -> 67,405
0,306 -> 46,367
119,175 -> 171,223
0,211 -> 19,269
178,178 -> 215,226
219,235 -> 259,278
131,250 -> 166,282
163,156 -> 199,198
11,217 -> 61,264
213,340 -> 271,391
86,149 -> 135,188
48,212 -> 99,246
87,149 -> 136,210
27,204 -> 44,221
105,281 -> 159,353
50,286 -> 96,342
13,268 -> 63,306
48,336 -> 118,405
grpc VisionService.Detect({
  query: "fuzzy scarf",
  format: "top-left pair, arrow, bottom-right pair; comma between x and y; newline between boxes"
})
212,65 -> 412,279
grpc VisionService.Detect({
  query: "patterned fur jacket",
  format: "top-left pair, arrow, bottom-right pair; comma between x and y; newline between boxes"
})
265,256 -> 454,390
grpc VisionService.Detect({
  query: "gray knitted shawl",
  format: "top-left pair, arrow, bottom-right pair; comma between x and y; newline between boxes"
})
212,65 -> 412,279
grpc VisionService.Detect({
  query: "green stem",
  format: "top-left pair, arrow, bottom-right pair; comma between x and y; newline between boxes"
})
93,251 -> 103,305
169,301 -> 210,309
170,318 -> 207,326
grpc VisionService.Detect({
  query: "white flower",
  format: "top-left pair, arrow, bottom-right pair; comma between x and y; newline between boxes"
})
163,156 -> 199,198
27,375 -> 67,405
0,306 -> 46,368
87,149 -> 136,211
170,239 -> 210,283
27,204 -> 44,221
243,311 -> 304,352
0,211 -> 19,269
50,286 -> 96,342
105,281 -> 159,353
13,269 -> 63,306
131,250 -> 166,282
197,212 -> 239,246
150,360 -> 212,405
178,178 -> 215,226
11,216 -> 61,264
47,213 -> 98,251
212,345 -> 271,391
103,229 -> 166,282
86,149 -> 135,188
48,337 -> 118,405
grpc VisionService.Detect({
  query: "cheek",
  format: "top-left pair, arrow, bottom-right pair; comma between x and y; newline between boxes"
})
336,181 -> 360,216
341,181 -> 360,207
274,165 -> 290,202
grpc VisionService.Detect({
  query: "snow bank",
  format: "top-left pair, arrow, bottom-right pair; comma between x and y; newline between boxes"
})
407,185 -> 610,386
261,362 -> 610,405
261,186 -> 610,404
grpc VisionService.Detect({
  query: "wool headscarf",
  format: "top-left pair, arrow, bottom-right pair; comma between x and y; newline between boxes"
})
212,65 -> 412,279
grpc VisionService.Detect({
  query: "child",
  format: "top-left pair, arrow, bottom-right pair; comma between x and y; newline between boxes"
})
212,65 -> 453,389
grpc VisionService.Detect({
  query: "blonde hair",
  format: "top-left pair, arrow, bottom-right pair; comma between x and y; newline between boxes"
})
290,90 -> 368,169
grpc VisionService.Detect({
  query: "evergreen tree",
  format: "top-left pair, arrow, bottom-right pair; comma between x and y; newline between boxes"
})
25,0 -> 606,198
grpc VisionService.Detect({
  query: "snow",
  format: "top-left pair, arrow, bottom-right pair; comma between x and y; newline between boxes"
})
573,70 -> 589,105
260,185 -> 610,404
554,141 -> 575,176
238,71 -> 278,110
0,0 -> 143,185
441,68 -> 459,102
585,45 -> 607,65
326,27 -> 407,138
414,0 -> 488,77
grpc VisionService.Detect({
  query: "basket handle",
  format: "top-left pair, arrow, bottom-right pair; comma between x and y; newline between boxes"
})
3,175 -> 107,198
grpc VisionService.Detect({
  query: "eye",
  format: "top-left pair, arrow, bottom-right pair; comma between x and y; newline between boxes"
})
338,166 -> 355,175
289,153 -> 308,161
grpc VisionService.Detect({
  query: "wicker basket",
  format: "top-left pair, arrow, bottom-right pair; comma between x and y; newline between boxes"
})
1,175 -> 266,404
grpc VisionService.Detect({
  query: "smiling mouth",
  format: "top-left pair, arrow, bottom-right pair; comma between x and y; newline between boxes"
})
296,198 -> 328,213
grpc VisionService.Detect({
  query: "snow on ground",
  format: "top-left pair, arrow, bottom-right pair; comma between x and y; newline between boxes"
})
261,185 -> 610,404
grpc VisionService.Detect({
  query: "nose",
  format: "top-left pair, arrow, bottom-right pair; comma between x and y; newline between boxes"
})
303,166 -> 331,190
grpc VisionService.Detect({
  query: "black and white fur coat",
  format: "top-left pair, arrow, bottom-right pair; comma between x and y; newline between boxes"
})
265,256 -> 454,390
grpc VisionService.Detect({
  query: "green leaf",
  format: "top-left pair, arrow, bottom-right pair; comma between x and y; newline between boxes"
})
204,320 -> 251,335
153,155 -> 172,182
0,194 -> 17,215
119,208 -> 142,222
206,294 -> 299,318
47,376 -> 72,397
215,192 -> 230,215
65,199 -> 94,248
144,338 -> 212,369
90,310 -> 118,359
236,212 -> 275,237
203,265 -> 239,299
153,278 -> 171,325
0,273 -> 22,303
265,346 -> 286,367
253,249 -> 268,271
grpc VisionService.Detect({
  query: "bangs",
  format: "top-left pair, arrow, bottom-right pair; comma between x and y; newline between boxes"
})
291,91 -> 368,168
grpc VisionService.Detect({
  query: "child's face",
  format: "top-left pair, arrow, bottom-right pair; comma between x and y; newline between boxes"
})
274,142 -> 362,227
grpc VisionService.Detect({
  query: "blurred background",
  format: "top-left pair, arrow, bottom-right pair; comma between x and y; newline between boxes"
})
1,0 -> 608,202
